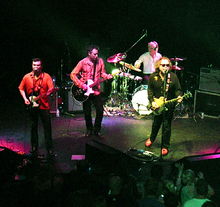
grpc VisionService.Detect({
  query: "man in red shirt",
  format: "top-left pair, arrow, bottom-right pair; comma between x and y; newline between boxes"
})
71,45 -> 112,138
19,58 -> 55,156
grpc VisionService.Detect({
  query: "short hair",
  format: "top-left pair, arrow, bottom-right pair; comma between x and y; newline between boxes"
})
32,58 -> 43,66
195,178 -> 208,196
87,45 -> 99,53
155,57 -> 172,72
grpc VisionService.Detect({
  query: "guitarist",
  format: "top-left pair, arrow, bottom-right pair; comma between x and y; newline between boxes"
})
70,45 -> 112,138
18,58 -> 55,156
145,57 -> 183,155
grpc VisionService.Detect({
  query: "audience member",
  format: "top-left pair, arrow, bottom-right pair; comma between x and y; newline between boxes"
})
183,178 -> 211,207
175,163 -> 215,206
106,175 -> 135,207
138,178 -> 165,207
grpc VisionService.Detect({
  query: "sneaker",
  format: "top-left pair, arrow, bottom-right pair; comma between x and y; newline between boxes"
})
162,148 -> 168,155
145,139 -> 152,147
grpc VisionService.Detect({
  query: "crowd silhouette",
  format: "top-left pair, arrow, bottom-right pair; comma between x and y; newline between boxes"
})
0,155 -> 219,207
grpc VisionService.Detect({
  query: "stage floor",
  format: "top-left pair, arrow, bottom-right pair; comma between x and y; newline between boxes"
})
1,95 -> 220,173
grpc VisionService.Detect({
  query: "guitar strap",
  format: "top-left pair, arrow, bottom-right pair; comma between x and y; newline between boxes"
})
93,59 -> 97,80
30,72 -> 44,103
165,73 -> 171,94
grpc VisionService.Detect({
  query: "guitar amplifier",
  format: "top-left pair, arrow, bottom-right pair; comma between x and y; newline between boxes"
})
199,67 -> 220,94
194,90 -> 220,117
49,92 -> 58,114
63,87 -> 83,112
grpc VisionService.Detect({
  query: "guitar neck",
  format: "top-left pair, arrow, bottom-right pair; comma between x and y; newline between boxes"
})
33,88 -> 59,102
89,78 -> 106,88
166,93 -> 190,104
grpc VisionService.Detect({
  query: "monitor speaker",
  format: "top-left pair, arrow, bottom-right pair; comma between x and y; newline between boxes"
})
85,140 -> 140,172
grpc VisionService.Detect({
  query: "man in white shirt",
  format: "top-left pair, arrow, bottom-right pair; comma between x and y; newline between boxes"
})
134,41 -> 162,84
183,179 -> 211,207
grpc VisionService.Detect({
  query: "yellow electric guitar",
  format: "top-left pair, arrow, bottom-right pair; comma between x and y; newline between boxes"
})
151,92 -> 192,115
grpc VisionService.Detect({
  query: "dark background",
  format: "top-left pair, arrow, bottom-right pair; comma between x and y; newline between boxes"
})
1,0 -> 220,101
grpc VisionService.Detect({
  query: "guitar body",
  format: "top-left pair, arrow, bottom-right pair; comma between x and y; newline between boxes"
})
71,84 -> 89,102
151,92 -> 192,116
152,97 -> 166,115
71,71 -> 120,102
25,88 -> 59,112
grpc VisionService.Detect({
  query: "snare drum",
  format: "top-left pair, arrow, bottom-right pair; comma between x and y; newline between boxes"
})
132,85 -> 152,115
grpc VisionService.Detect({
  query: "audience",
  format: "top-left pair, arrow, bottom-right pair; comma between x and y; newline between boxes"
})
0,157 -> 218,207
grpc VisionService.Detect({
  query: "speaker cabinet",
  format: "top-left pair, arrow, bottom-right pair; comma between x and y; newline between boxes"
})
49,92 -> 58,114
194,90 -> 220,117
199,67 -> 220,93
85,140 -> 140,172
63,87 -> 83,112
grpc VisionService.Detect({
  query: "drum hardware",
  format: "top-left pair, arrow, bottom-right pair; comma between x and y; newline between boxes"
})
131,85 -> 152,115
119,61 -> 142,72
106,29 -> 148,115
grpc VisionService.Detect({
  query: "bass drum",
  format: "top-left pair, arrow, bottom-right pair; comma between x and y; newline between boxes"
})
132,85 -> 152,115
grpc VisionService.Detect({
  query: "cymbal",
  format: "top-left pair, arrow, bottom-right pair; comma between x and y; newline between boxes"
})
119,61 -> 141,72
171,65 -> 183,70
107,53 -> 127,63
170,57 -> 186,62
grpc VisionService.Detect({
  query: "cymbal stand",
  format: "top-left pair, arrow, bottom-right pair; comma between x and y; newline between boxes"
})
119,67 -> 131,110
108,66 -> 120,107
173,60 -> 186,120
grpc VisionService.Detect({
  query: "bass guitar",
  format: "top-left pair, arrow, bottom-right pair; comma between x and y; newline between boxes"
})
27,88 -> 59,110
71,71 -> 120,102
151,92 -> 192,115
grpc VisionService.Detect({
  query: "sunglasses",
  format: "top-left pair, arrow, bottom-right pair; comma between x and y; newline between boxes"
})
160,64 -> 170,67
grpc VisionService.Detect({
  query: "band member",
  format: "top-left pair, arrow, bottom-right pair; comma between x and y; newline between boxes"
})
146,57 -> 183,155
134,41 -> 162,84
70,45 -> 112,138
19,58 -> 55,156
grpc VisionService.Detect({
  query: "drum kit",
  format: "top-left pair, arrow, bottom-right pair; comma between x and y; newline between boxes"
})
106,53 -> 149,115
106,54 -> 186,116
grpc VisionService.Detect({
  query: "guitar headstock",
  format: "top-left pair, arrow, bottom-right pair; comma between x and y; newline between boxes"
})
184,91 -> 192,98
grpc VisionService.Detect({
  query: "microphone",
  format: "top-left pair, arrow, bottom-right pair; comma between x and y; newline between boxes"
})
34,69 -> 38,75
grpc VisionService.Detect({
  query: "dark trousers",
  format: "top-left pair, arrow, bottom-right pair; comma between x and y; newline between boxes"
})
142,74 -> 150,85
83,94 -> 104,133
29,108 -> 53,151
150,108 -> 174,149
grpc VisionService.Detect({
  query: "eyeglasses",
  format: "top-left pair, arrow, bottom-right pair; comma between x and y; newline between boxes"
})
160,64 -> 170,67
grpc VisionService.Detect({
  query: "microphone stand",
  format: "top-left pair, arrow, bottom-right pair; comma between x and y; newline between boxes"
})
123,30 -> 147,55
159,70 -> 168,161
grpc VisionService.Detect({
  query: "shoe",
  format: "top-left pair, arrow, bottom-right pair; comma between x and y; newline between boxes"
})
145,139 -> 152,147
85,130 -> 92,137
94,132 -> 104,139
162,148 -> 168,155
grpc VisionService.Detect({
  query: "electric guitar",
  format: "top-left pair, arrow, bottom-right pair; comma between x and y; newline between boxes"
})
151,92 -> 192,115
26,88 -> 59,110
71,71 -> 121,102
